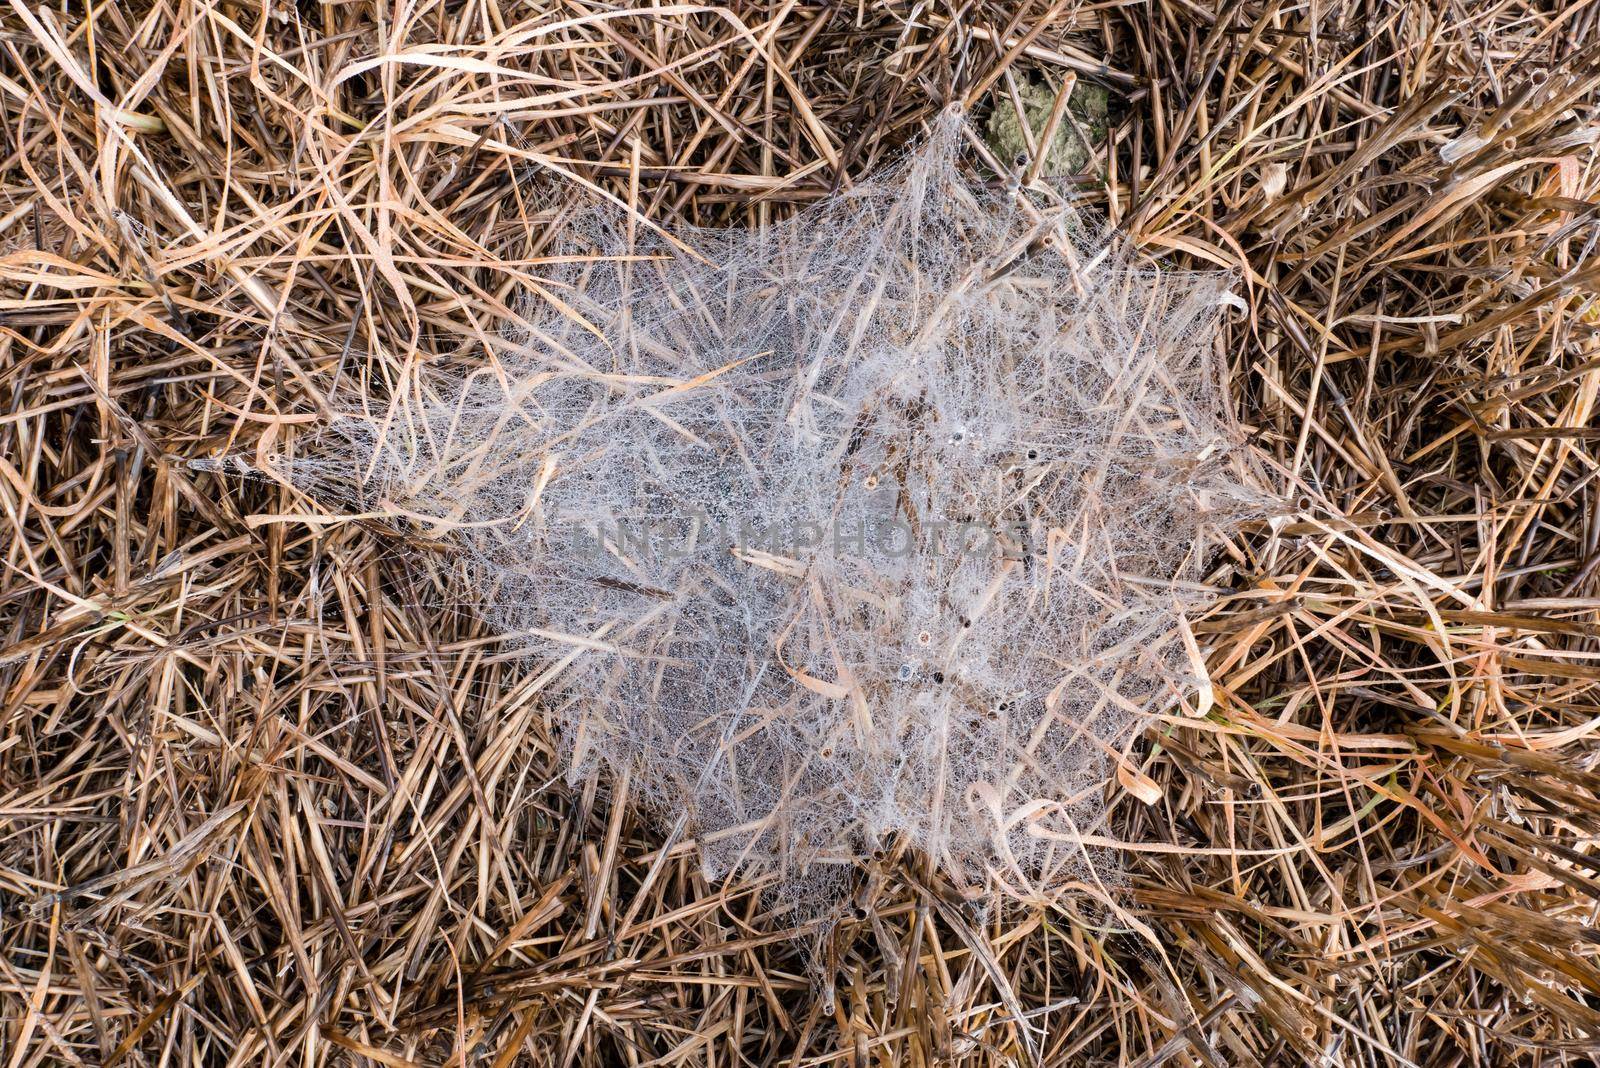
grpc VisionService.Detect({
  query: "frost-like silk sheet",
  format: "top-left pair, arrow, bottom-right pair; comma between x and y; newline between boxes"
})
267,111 -> 1260,909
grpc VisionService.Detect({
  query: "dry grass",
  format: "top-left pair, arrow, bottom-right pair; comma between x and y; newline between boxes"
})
1,1 -> 1598,1065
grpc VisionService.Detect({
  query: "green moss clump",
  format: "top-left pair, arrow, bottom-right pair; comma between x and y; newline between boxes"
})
984,78 -> 1109,178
